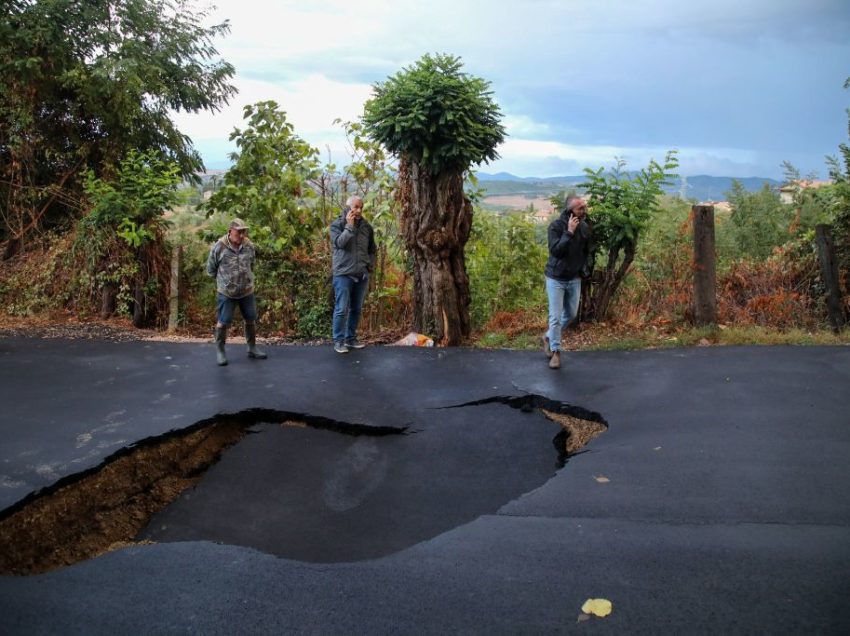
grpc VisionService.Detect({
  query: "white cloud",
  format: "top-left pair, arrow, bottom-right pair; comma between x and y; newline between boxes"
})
173,73 -> 372,139
176,0 -> 847,179
211,1 -> 387,62
499,138 -> 630,165
487,139 -> 762,178
502,114 -> 552,138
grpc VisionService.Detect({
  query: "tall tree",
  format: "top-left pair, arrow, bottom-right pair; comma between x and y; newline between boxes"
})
203,101 -> 322,253
0,0 -> 235,256
363,53 -> 505,344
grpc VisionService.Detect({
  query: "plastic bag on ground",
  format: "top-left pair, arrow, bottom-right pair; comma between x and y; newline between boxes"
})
393,332 -> 434,347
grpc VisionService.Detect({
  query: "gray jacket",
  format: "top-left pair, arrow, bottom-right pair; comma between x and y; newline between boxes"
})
206,235 -> 256,298
330,210 -> 377,277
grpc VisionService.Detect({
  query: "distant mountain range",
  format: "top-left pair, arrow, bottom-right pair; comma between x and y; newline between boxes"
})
476,172 -> 781,203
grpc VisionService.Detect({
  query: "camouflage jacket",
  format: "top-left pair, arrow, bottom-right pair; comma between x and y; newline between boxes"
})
206,235 -> 256,299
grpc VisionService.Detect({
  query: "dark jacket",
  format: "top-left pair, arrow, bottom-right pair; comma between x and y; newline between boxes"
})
545,209 -> 591,281
330,210 -> 377,277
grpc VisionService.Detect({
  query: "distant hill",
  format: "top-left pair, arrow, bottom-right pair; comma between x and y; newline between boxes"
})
476,172 -> 781,203
670,175 -> 781,201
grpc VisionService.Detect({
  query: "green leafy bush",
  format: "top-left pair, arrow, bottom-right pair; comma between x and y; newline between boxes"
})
467,211 -> 547,328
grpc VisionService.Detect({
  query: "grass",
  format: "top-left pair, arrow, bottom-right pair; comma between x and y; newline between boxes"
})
473,320 -> 850,352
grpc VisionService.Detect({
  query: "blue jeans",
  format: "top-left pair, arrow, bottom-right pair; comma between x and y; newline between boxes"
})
216,293 -> 258,326
332,274 -> 369,344
545,276 -> 581,352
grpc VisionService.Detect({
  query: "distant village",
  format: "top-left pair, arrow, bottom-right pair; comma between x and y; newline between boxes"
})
191,171 -> 833,224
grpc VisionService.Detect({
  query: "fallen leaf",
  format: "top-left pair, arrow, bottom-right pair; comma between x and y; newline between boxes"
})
654,446 -> 662,451
594,475 -> 610,483
576,613 -> 591,623
581,598 -> 613,617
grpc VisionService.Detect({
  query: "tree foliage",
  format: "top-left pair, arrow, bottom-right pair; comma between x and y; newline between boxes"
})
76,150 -> 181,325
83,150 -> 181,231
726,181 -> 792,261
203,101 -> 322,252
0,0 -> 235,251
467,211 -> 547,327
824,78 -> 850,295
363,53 -> 505,175
579,151 -> 679,321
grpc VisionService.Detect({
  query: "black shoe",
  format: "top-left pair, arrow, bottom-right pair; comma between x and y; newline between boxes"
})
334,342 -> 349,354
346,339 -> 366,349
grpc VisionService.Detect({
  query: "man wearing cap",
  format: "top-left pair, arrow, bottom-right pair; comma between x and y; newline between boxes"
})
543,195 -> 592,370
206,218 -> 267,365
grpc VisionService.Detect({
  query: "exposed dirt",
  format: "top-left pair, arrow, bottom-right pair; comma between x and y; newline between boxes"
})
541,410 -> 607,455
0,315 -> 406,347
0,316 -> 152,342
0,418 -> 252,575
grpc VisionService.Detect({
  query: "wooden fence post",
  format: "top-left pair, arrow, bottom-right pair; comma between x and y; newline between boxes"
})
168,245 -> 181,333
815,224 -> 847,332
692,205 -> 717,326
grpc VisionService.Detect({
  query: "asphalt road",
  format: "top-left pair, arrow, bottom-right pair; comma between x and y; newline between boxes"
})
1,338 -> 849,634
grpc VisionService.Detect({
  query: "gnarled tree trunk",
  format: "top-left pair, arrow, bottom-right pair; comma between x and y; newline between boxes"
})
398,157 -> 472,345
581,241 -> 635,322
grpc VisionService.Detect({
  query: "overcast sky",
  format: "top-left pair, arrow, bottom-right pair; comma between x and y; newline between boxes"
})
174,0 -> 850,179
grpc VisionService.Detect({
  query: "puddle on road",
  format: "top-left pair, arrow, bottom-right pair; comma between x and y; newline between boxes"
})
0,398 -> 606,575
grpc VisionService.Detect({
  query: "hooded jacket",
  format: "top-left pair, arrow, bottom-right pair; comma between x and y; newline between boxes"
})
330,209 -> 377,277
206,234 -> 256,298
544,208 -> 591,281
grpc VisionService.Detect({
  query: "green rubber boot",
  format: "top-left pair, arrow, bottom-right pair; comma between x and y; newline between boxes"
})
245,323 -> 267,359
214,326 -> 228,366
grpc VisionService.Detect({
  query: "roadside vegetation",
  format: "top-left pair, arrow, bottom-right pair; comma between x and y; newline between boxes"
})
1,1 -> 847,349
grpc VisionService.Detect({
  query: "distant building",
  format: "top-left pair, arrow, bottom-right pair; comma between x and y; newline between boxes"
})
778,179 -> 832,204
531,209 -> 553,224
698,201 -> 732,214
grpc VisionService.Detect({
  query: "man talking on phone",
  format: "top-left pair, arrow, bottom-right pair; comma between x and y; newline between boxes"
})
329,195 -> 377,353
543,195 -> 591,369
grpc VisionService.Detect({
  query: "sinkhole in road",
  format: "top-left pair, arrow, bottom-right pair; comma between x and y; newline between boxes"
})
0,397 -> 606,575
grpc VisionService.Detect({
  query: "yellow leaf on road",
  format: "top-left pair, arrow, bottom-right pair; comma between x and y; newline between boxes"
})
581,598 -> 613,617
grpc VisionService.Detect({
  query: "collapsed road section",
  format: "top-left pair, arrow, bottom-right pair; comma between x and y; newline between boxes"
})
439,394 -> 608,461
1,397 -> 606,574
